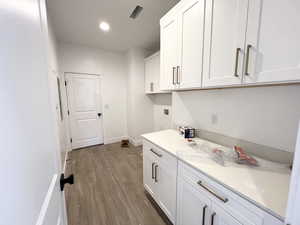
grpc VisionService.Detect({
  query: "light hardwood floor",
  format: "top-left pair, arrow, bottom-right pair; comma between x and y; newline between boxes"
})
65,142 -> 172,225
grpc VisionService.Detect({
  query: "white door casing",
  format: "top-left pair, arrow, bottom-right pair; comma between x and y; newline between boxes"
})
66,73 -> 104,149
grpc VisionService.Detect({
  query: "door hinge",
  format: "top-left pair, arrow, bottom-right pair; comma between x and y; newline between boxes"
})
65,81 -> 67,86
70,138 -> 73,143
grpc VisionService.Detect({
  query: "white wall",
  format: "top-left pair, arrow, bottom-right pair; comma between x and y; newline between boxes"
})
0,0 -> 62,224
173,85 -> 300,152
127,48 -> 154,145
46,15 -> 68,168
58,43 -> 128,144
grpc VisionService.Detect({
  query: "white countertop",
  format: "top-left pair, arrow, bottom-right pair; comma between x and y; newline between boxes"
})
142,129 -> 291,220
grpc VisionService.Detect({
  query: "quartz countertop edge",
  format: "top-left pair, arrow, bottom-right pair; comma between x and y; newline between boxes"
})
141,129 -> 291,222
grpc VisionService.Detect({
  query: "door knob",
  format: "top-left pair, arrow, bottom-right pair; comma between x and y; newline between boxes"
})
60,173 -> 74,191
97,113 -> 102,117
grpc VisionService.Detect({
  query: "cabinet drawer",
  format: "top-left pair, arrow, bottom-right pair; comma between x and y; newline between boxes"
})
143,140 -> 177,169
178,161 -> 264,225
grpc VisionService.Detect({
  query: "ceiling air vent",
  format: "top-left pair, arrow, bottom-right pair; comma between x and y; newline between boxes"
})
130,5 -> 143,19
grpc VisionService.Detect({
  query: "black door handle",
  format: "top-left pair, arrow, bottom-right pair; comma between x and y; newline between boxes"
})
60,173 -> 74,191
97,113 -> 102,117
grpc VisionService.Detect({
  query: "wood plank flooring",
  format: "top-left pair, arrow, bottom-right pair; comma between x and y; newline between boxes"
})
65,143 -> 172,225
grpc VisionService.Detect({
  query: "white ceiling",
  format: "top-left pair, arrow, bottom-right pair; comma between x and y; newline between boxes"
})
47,0 -> 179,52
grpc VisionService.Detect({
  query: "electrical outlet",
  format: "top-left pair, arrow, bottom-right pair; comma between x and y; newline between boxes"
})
163,109 -> 169,115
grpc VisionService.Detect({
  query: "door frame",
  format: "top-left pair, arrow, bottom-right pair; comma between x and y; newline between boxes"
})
63,72 -> 104,150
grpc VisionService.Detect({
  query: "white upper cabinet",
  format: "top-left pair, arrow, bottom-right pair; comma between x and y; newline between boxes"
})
178,0 -> 205,89
160,0 -> 300,90
243,0 -> 300,84
160,11 -> 179,91
202,0 -> 249,87
145,52 -> 161,94
160,0 -> 205,90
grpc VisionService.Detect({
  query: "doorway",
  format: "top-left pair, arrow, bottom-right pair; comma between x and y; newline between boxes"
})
65,73 -> 104,150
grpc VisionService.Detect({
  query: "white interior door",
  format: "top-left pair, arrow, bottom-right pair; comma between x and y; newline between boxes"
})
66,73 -> 104,149
203,0 -> 248,87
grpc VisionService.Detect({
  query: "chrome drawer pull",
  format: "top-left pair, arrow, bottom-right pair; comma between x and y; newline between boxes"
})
234,48 -> 241,77
176,66 -> 180,84
154,165 -> 158,182
151,162 -> 155,179
211,212 -> 216,225
245,44 -> 252,76
197,181 -> 228,203
150,149 -> 162,157
202,205 -> 208,225
172,67 -> 176,84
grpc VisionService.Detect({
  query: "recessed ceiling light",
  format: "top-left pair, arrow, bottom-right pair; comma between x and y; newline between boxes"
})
99,21 -> 110,32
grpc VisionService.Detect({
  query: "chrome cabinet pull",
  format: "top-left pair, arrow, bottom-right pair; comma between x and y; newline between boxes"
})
172,67 -> 176,84
202,205 -> 208,225
234,48 -> 241,77
150,82 -> 154,92
245,44 -> 252,76
176,66 -> 180,84
211,212 -> 216,225
197,181 -> 228,203
151,162 -> 155,179
150,149 -> 162,157
154,165 -> 158,182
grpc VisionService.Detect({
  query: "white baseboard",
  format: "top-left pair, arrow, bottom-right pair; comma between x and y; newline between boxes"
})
104,136 -> 129,145
35,174 -> 58,225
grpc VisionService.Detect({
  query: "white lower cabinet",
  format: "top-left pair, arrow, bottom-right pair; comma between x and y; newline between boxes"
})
211,203 -> 243,225
177,177 -> 211,225
143,151 -> 157,198
177,177 -> 246,225
143,141 -> 177,223
143,140 -> 283,225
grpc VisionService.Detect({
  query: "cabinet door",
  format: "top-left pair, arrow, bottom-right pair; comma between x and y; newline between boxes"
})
243,0 -> 300,84
145,58 -> 152,93
155,162 -> 177,223
145,52 -> 160,93
143,153 -> 157,199
177,178 -> 211,225
210,203 -> 243,225
203,0 -> 249,87
177,0 -> 205,89
160,15 -> 179,90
